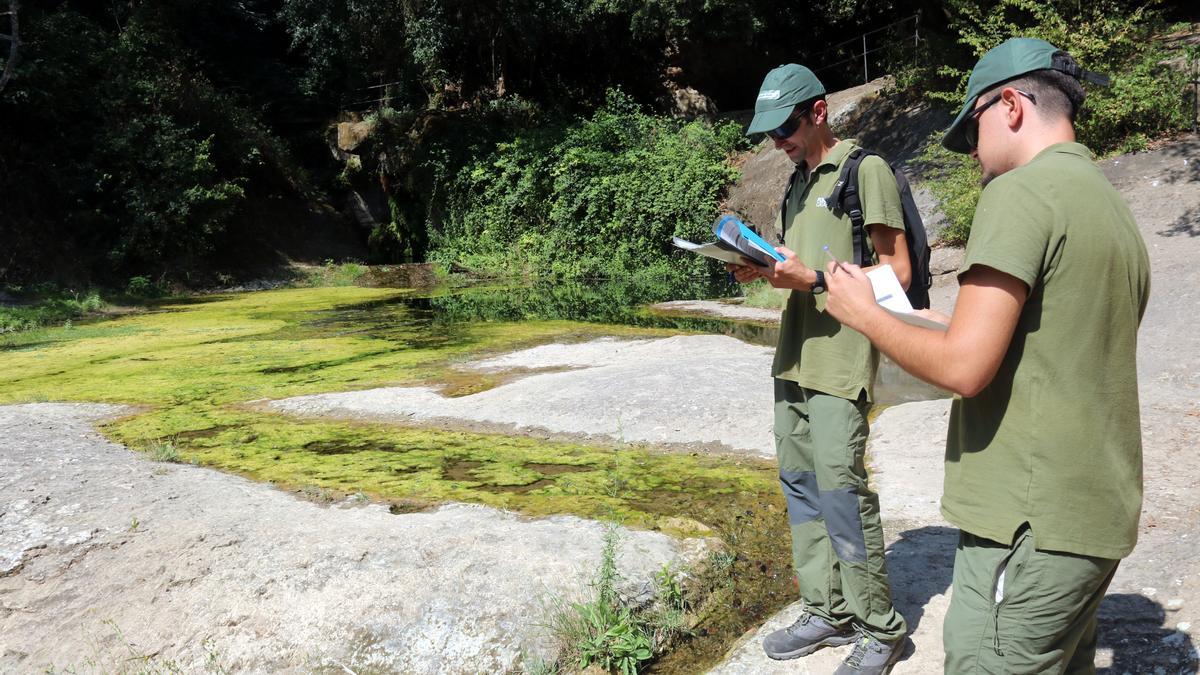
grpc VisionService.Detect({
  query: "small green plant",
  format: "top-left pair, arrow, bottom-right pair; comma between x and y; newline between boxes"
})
653,563 -> 684,612
707,549 -> 737,584
574,601 -> 653,675
541,525 -> 694,674
129,516 -> 140,531
126,276 -> 166,299
147,439 -> 181,463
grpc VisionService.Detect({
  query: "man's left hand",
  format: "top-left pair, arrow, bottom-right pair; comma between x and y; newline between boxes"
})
824,261 -> 882,331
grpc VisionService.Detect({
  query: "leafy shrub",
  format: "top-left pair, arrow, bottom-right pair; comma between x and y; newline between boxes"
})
431,90 -> 748,279
125,276 -> 166,299
913,0 -> 1190,243
0,287 -> 106,334
930,0 -> 1188,155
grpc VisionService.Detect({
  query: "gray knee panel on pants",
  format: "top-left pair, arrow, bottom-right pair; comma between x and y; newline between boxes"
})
780,470 -> 821,525
819,487 -> 867,563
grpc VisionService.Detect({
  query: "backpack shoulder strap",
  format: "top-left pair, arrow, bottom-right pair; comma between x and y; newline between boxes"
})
779,163 -> 804,242
824,148 -> 870,266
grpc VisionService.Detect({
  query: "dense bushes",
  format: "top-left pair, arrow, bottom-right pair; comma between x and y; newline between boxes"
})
915,0 -> 1192,243
430,92 -> 748,279
0,3 -> 310,284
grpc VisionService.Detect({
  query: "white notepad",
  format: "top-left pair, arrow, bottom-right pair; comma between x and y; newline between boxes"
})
865,265 -> 948,331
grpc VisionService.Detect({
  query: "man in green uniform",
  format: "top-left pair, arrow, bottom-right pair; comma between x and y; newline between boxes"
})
729,64 -> 913,674
823,38 -> 1151,672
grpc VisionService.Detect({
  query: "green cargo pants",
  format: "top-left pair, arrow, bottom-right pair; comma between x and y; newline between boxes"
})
773,379 -> 907,643
944,526 -> 1120,674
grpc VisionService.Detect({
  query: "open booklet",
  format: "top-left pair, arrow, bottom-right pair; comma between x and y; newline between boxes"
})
865,264 -> 948,331
672,214 -> 785,268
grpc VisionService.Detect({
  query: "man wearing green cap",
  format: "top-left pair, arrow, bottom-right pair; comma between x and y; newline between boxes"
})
823,37 -> 1150,672
729,63 -> 912,674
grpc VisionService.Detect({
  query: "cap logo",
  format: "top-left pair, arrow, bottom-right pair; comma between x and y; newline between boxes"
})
757,90 -> 781,101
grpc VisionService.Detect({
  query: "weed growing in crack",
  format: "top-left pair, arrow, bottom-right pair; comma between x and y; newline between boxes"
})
534,524 -> 695,675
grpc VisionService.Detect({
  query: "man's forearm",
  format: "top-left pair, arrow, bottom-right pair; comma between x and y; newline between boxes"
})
852,307 -> 973,395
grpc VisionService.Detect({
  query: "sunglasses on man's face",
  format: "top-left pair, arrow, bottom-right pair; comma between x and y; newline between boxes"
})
964,89 -> 1037,150
766,107 -> 812,140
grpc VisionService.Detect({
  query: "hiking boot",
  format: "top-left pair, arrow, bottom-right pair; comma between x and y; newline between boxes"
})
762,612 -> 857,660
833,634 -> 904,674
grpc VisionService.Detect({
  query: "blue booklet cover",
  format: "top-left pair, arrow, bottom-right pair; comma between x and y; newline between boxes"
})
713,215 -> 785,265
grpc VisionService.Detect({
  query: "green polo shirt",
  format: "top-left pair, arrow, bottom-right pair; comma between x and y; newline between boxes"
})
942,142 -> 1151,559
772,139 -> 906,401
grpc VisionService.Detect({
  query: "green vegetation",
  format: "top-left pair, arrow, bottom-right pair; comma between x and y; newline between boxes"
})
296,261 -> 370,288
146,439 -> 181,463
3,2 -> 1190,284
0,288 -> 104,334
913,0 -> 1193,243
432,91 -> 748,280
738,280 -> 788,310
539,528 -> 696,675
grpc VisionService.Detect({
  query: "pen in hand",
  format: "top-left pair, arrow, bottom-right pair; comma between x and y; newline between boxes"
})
822,245 -> 849,274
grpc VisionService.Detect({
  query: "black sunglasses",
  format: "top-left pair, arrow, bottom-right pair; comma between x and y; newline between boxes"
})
766,106 -> 812,140
965,89 -> 1037,149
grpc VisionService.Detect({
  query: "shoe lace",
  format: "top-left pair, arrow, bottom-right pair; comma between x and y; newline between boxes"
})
845,635 -> 873,669
785,612 -> 813,636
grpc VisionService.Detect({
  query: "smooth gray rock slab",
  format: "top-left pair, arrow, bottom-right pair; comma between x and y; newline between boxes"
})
271,335 -> 778,457
0,403 -> 707,673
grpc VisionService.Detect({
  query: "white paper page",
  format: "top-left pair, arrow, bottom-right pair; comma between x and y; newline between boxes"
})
671,237 -> 765,267
865,264 -> 948,331
865,264 -> 913,312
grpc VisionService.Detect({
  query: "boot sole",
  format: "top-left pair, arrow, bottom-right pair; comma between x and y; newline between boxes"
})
763,633 -> 858,660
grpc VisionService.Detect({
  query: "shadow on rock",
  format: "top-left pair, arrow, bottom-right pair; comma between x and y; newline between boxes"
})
1098,593 -> 1199,674
885,525 -> 957,635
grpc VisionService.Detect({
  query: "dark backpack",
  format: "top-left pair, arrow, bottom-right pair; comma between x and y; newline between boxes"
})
781,148 -> 933,309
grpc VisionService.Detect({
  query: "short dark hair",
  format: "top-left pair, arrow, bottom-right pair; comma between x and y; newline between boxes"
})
982,60 -> 1087,123
793,95 -> 827,118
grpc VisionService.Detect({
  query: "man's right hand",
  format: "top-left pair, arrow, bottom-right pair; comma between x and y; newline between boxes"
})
726,262 -> 763,283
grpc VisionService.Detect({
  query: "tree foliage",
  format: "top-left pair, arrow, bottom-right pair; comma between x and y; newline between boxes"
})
914,0 -> 1192,243
0,0 -> 1189,284
431,91 -> 747,279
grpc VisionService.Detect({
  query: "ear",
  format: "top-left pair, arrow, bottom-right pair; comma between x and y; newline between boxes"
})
811,99 -> 829,126
1001,87 -> 1026,131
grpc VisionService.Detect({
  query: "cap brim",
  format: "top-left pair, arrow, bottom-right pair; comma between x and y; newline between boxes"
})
746,105 -> 794,136
941,95 -> 979,154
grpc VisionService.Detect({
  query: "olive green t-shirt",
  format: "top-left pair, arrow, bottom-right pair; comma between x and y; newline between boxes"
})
772,140 -> 906,401
942,142 -> 1151,559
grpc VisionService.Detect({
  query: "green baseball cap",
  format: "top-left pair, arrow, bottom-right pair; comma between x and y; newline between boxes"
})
746,64 -> 826,135
942,37 -> 1109,153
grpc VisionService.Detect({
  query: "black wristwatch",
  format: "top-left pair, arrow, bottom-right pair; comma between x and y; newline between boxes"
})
811,270 -> 827,295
